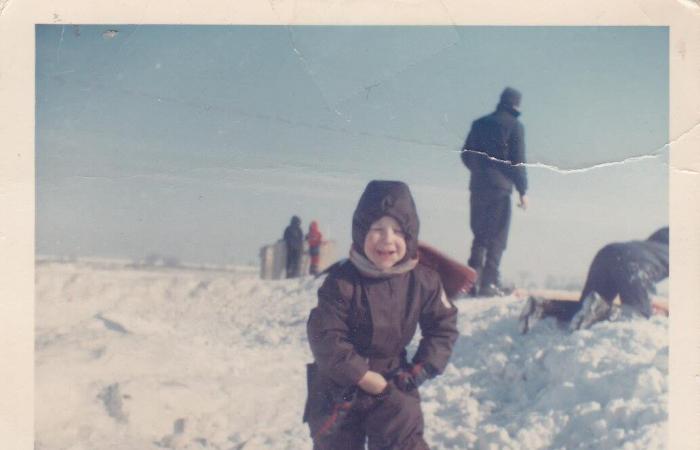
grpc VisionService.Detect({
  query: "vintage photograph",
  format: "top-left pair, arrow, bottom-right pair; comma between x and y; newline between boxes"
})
34,24 -> 672,449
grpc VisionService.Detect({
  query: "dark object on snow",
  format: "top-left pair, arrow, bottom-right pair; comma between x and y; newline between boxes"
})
94,313 -> 129,334
97,383 -> 128,423
283,215 -> 304,278
520,227 -> 669,332
461,87 -> 528,293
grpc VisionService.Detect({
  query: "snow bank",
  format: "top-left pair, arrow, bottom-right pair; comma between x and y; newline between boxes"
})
35,260 -> 667,449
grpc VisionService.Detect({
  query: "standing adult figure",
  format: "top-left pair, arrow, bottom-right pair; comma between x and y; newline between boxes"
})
283,215 -> 304,278
461,87 -> 529,296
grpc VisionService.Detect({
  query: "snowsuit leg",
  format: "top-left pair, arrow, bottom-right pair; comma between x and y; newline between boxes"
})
615,265 -> 656,318
364,388 -> 429,450
310,389 -> 428,450
469,190 -> 511,288
309,246 -> 321,275
579,248 -> 619,304
312,410 -> 366,450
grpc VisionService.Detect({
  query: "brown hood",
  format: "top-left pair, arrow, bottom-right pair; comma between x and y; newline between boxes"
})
352,180 -> 420,260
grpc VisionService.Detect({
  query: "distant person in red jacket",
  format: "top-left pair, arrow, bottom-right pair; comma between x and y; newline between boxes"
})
306,221 -> 323,275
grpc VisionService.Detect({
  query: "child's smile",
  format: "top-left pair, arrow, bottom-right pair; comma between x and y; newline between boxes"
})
364,216 -> 407,270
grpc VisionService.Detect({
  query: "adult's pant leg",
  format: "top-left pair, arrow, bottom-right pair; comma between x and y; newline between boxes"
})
469,191 -> 508,263
469,193 -> 492,254
480,193 -> 511,287
468,246 -> 486,276
285,253 -> 293,278
287,250 -> 301,278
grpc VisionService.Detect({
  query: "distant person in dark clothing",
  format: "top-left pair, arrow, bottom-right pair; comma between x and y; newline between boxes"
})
461,87 -> 528,296
283,216 -> 304,278
520,227 -> 669,333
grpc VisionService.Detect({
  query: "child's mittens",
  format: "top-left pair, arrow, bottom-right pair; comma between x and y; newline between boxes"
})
394,363 -> 433,392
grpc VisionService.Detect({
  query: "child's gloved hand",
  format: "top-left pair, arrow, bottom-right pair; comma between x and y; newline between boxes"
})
393,363 -> 432,392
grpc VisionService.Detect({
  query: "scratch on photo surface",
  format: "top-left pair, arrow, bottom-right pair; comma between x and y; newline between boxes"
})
459,147 -> 668,174
265,0 -> 350,121
268,3 -> 461,123
460,116 -> 698,174
56,25 -> 66,63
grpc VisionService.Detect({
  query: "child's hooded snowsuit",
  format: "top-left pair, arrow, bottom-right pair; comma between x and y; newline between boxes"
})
305,180 -> 459,450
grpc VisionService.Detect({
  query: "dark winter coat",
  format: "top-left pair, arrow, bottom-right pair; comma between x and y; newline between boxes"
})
283,216 -> 304,253
307,261 -> 458,387
461,105 -> 528,195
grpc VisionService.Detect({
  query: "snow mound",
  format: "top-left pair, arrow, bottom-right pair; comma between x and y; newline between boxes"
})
35,260 -> 667,450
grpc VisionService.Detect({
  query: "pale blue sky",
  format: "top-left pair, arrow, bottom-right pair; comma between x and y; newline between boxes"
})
36,25 -> 668,283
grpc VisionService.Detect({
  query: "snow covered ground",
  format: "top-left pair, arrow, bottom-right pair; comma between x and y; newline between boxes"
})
35,259 -> 668,450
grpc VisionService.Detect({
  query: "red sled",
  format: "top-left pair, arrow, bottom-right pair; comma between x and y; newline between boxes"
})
418,242 -> 477,299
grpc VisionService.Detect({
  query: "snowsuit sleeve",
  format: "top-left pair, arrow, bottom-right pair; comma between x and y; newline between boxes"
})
507,121 -> 527,195
307,276 -> 369,387
412,280 -> 459,375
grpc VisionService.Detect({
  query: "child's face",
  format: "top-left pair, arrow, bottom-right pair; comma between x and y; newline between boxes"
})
363,216 -> 407,270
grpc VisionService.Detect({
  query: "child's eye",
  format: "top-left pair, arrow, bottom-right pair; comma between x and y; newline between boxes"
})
394,229 -> 405,236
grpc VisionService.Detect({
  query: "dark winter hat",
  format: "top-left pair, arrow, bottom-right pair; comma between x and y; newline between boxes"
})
499,87 -> 522,109
291,215 -> 301,226
647,227 -> 669,245
352,180 -> 420,260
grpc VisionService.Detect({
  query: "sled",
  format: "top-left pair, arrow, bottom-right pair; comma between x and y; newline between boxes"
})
259,240 -> 336,280
417,242 -> 478,299
514,288 -> 669,316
